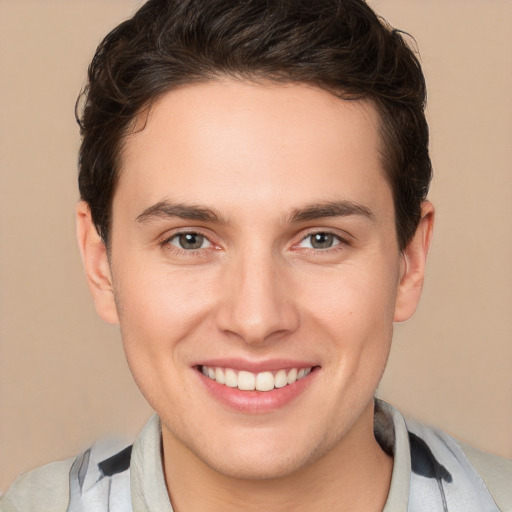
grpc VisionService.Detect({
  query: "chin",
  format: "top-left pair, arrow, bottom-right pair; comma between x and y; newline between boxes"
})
186,425 -> 332,481
202,447 -> 311,481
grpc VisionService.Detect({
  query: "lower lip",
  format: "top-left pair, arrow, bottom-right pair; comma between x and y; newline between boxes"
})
197,368 -> 318,414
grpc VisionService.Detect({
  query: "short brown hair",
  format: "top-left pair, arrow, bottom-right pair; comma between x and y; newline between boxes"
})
77,0 -> 432,250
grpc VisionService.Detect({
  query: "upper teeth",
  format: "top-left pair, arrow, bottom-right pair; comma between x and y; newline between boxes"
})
201,366 -> 312,392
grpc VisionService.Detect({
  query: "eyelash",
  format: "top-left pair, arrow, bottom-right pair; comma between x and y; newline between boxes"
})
159,230 -> 215,255
159,229 -> 350,256
293,230 -> 349,253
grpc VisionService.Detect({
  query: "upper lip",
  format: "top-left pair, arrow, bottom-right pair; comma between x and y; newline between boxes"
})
193,358 -> 319,373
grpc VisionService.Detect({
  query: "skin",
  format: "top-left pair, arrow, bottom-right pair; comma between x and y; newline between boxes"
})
77,80 -> 434,511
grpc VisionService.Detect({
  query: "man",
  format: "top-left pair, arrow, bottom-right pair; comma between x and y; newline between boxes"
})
1,0 -> 510,511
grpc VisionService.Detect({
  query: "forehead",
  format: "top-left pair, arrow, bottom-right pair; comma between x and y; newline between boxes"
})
115,80 -> 390,222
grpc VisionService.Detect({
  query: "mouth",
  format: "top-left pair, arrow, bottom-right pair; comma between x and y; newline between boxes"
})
199,365 -> 314,392
195,359 -> 320,413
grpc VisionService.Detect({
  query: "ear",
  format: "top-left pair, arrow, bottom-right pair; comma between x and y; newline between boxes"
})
76,201 -> 119,324
394,201 -> 435,322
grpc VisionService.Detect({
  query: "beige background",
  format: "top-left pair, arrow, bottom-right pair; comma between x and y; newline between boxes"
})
1,0 -> 511,493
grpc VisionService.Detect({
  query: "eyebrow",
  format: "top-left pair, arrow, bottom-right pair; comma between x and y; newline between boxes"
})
136,201 -> 227,224
135,199 -> 374,226
288,200 -> 374,223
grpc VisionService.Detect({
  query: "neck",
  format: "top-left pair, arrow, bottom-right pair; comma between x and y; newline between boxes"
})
162,402 -> 393,512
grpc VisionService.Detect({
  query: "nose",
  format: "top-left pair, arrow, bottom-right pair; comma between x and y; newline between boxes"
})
215,249 -> 300,346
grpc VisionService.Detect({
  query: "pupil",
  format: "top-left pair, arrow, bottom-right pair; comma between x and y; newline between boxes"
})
179,233 -> 203,249
312,233 -> 333,249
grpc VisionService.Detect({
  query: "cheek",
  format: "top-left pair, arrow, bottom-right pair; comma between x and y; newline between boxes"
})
297,261 -> 399,333
295,259 -> 398,389
111,267 -> 213,413
115,256 -> 215,321
111,261 -> 217,366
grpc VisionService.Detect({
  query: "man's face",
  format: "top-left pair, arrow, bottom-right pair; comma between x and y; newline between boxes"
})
88,80 -> 424,479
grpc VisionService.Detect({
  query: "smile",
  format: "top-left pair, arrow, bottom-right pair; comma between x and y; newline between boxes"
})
200,365 -> 313,392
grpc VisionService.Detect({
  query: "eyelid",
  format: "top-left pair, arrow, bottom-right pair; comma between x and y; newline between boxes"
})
301,227 -> 350,241
156,226 -> 351,253
169,233 -> 212,250
291,228 -> 352,250
158,228 -> 219,250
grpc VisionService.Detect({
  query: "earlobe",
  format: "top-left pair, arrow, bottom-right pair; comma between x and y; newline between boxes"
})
394,201 -> 435,322
76,201 -> 119,324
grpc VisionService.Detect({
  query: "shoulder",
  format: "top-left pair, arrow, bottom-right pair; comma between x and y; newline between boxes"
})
0,458 -> 74,512
377,400 -> 512,511
460,441 -> 512,511
406,416 -> 512,511
0,436 -> 134,512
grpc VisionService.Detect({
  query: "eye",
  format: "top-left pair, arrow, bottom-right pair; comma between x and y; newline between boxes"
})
298,232 -> 342,250
168,232 -> 212,250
